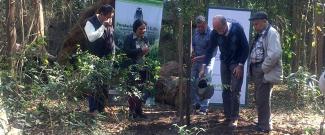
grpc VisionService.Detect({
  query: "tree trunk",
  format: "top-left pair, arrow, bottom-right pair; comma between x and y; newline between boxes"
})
177,11 -> 185,125
57,0 -> 113,64
183,20 -> 192,126
20,0 -> 25,46
308,0 -> 317,74
36,0 -> 44,37
30,0 -> 45,41
316,2 -> 325,74
291,0 -> 300,72
6,0 -> 17,70
298,0 -> 308,69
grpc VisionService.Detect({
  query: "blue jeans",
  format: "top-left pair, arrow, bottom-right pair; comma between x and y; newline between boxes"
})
191,62 -> 209,112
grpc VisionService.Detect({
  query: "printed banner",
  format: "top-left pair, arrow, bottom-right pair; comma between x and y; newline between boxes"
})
115,0 -> 163,50
207,7 -> 251,105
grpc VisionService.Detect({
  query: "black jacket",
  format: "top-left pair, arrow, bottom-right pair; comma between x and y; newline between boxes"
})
86,15 -> 115,58
122,33 -> 149,65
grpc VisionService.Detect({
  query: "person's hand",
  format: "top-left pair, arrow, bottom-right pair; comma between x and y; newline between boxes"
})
199,64 -> 206,79
191,57 -> 198,63
233,64 -> 243,79
103,21 -> 111,27
103,18 -> 113,27
192,56 -> 204,63
142,47 -> 149,55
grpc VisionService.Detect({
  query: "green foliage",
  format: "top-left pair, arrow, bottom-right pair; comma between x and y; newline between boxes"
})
45,0 -> 95,18
303,126 -> 317,135
0,37 -> 160,133
286,66 -> 323,111
173,124 -> 206,135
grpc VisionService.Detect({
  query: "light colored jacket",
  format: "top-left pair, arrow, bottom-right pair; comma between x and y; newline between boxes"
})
261,25 -> 283,84
319,71 -> 325,95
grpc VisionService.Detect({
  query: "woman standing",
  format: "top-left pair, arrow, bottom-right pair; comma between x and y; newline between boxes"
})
123,19 -> 149,119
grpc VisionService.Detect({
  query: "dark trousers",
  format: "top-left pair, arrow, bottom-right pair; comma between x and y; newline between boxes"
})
127,66 -> 149,115
220,62 -> 243,120
251,64 -> 273,130
88,96 -> 105,113
128,94 -> 143,115
88,86 -> 108,113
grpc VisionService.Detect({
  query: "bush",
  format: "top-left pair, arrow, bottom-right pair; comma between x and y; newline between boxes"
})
286,66 -> 323,111
0,38 -> 160,133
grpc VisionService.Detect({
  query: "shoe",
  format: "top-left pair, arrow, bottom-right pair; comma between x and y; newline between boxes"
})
194,104 -> 201,110
132,113 -> 147,120
128,112 -> 136,119
198,110 -> 208,115
87,111 -> 97,117
228,119 -> 238,128
255,126 -> 270,133
137,114 -> 147,119
223,118 -> 232,124
191,104 -> 200,114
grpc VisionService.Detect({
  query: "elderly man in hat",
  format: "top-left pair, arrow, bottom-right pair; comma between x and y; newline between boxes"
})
249,11 -> 283,133
199,15 -> 249,127
191,15 -> 211,115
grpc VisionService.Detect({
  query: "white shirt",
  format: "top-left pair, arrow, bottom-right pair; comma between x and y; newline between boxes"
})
84,16 -> 106,42
250,28 -> 268,64
225,22 -> 232,36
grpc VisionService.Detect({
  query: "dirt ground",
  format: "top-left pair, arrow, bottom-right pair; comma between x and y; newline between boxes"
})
96,85 -> 324,135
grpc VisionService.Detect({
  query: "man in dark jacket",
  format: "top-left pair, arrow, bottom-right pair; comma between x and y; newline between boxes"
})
200,15 -> 249,127
84,4 -> 115,116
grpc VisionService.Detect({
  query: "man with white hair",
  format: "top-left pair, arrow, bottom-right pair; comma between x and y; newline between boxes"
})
199,15 -> 249,127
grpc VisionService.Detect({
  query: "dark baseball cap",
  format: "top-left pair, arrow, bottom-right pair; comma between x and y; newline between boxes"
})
249,11 -> 268,21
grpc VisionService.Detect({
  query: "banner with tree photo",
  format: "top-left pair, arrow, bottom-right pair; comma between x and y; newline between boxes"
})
115,0 -> 164,58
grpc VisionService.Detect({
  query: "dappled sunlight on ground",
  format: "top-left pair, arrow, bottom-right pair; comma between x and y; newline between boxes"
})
97,85 -> 324,135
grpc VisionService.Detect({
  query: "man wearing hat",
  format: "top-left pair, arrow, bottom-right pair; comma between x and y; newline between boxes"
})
191,15 -> 211,115
199,15 -> 249,127
249,11 -> 283,133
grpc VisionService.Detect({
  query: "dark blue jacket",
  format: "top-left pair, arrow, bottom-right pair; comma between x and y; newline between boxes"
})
122,33 -> 149,65
205,22 -> 249,65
